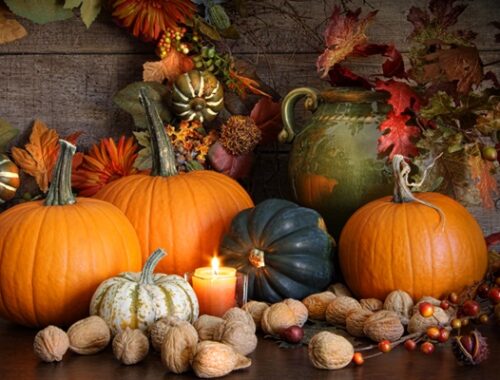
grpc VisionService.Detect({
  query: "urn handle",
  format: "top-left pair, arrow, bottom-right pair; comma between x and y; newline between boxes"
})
279,87 -> 321,143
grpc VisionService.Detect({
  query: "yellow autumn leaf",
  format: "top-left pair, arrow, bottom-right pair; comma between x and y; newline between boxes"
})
0,6 -> 28,45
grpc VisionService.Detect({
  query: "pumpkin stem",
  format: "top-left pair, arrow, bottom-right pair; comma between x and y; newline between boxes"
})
140,248 -> 167,284
392,154 -> 445,226
249,248 -> 266,268
44,139 -> 76,206
138,88 -> 178,177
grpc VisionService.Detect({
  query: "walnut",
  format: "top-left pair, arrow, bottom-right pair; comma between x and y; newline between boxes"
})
193,315 -> 224,341
191,341 -> 252,378
383,290 -> 414,324
149,316 -> 182,352
223,307 -> 256,333
328,283 -> 353,297
302,291 -> 337,320
408,306 -> 449,334
363,310 -> 404,342
161,320 -> 198,374
112,328 -> 149,365
325,296 -> 361,325
241,301 -> 269,329
67,315 -> 110,355
33,325 -> 69,362
308,331 -> 354,370
283,298 -> 309,327
261,302 -> 297,336
346,309 -> 374,337
213,320 -> 257,355
360,298 -> 384,312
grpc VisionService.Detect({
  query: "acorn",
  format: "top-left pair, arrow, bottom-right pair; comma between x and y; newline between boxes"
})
452,330 -> 489,365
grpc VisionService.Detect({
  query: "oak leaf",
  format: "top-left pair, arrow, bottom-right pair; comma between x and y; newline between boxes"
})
143,49 -> 194,84
376,80 -> 421,159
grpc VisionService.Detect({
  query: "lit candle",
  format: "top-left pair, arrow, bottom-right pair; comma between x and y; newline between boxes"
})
192,257 -> 237,317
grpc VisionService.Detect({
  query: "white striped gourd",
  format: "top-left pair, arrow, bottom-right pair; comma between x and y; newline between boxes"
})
90,248 -> 199,335
171,70 -> 224,122
0,153 -> 19,204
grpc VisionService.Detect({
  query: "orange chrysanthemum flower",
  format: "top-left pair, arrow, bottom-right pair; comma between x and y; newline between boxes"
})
111,0 -> 196,41
72,136 -> 139,197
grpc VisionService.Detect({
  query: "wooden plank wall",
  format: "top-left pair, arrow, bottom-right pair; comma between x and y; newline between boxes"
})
0,0 -> 499,234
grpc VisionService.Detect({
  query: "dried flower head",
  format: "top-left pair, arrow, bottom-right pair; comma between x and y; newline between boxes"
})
219,116 -> 262,155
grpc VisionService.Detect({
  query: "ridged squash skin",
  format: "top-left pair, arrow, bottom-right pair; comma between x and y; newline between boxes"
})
0,153 -> 20,204
339,156 -> 488,301
90,249 -> 199,335
0,142 -> 142,327
219,198 -> 334,303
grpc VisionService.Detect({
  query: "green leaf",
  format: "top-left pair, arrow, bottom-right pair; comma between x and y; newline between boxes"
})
0,117 -> 19,152
133,146 -> 152,171
113,82 -> 171,129
80,0 -> 101,28
64,0 -> 82,9
5,0 -> 74,24
133,130 -> 151,148
188,15 -> 222,41
419,91 -> 455,120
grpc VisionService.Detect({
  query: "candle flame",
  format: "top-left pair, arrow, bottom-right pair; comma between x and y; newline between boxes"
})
211,256 -> 220,276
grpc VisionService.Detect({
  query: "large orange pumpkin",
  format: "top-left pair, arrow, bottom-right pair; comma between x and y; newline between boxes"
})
0,141 -> 142,327
95,89 -> 253,275
339,155 -> 488,301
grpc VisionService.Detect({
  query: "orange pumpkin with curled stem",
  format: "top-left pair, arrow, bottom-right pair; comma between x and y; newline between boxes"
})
95,89 -> 253,275
0,140 -> 142,327
339,155 -> 488,301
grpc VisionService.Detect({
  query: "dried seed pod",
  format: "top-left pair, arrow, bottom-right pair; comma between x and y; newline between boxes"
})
193,315 -> 224,341
223,307 -> 256,332
67,315 -> 110,355
346,309 -> 373,337
328,283 -> 352,297
308,331 -> 354,370
383,290 -> 414,324
213,320 -> 257,355
241,301 -> 269,329
112,328 -> 149,365
191,341 -> 252,378
452,330 -> 489,365
261,302 -> 298,336
149,316 -> 182,352
325,296 -> 361,326
363,310 -> 404,342
360,298 -> 383,312
302,291 -> 337,320
408,306 -> 449,334
161,320 -> 198,374
283,298 -> 309,327
33,326 -> 69,362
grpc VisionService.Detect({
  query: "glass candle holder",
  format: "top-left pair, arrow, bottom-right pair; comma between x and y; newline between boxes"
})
185,269 -> 248,317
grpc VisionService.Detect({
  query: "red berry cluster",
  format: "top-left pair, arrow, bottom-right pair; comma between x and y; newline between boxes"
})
156,27 -> 191,59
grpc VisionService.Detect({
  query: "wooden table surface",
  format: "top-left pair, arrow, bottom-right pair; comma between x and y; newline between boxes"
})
0,319 -> 498,380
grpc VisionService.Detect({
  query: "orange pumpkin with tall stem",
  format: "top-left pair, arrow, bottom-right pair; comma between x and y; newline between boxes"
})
0,140 -> 142,327
339,155 -> 488,301
95,89 -> 253,275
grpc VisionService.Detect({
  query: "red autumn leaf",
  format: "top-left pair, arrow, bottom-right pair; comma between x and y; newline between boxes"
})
317,6 -> 377,78
328,64 -> 372,88
208,141 -> 253,179
375,80 -> 422,159
250,97 -> 282,144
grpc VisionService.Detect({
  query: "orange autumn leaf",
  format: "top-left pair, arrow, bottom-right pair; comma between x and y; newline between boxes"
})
11,120 -> 60,192
11,121 -> 83,192
469,154 -> 499,208
143,49 -> 194,83
0,6 -> 27,45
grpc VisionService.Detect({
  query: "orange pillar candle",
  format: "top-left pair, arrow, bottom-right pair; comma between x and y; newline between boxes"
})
192,257 -> 237,317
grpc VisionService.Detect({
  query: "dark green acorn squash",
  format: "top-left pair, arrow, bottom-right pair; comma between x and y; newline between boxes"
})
219,198 -> 335,303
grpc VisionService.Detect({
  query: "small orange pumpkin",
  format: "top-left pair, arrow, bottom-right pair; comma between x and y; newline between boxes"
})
95,89 -> 253,275
339,155 -> 488,301
0,141 -> 142,327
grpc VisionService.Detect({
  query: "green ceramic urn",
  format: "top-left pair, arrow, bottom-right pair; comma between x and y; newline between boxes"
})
279,87 -> 393,239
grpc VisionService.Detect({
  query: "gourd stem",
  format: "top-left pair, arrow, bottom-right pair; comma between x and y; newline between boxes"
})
44,140 -> 76,206
391,154 -> 445,225
138,88 -> 178,177
140,248 -> 166,284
